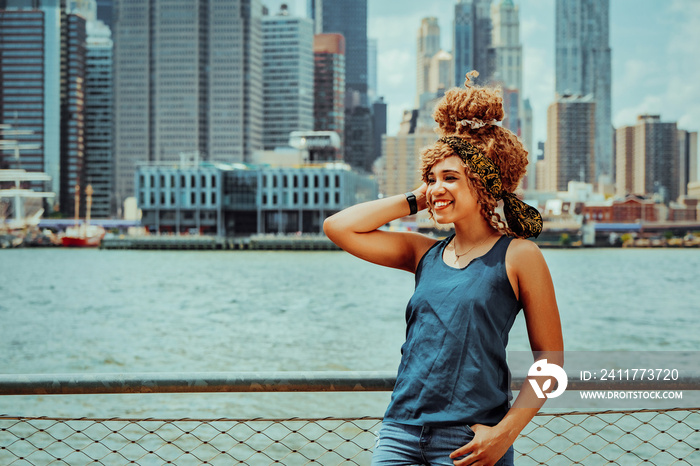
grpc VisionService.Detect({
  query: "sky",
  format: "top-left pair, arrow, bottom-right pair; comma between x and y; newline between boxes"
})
263,0 -> 700,146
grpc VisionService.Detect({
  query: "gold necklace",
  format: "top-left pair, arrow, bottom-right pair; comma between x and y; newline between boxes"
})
452,233 -> 493,265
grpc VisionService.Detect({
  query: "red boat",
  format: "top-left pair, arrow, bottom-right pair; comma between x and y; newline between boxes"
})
60,184 -> 105,247
60,224 -> 106,247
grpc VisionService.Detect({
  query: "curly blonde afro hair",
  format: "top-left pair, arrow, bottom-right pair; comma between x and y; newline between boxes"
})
420,71 -> 530,236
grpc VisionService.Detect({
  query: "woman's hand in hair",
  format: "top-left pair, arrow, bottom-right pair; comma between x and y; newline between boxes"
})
411,183 -> 428,212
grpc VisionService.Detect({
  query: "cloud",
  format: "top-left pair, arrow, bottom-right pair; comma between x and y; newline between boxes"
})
377,48 -> 413,90
614,1 -> 700,131
520,17 -> 540,41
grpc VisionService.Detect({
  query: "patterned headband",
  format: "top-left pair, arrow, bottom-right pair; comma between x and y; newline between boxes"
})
438,136 -> 543,239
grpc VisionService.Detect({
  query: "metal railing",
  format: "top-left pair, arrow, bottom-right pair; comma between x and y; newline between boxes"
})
1,372 -> 699,465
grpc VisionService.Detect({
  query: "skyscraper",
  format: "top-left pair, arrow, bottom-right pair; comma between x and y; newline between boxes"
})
60,11 -> 87,218
0,0 -> 86,216
544,95 -> 596,192
307,0 -> 322,34
113,0 -> 263,210
500,88 -> 520,136
313,33 -> 345,154
367,37 -> 377,103
321,0 -> 368,106
491,0 -> 522,91
344,106 -> 373,173
321,0 -> 374,173
616,115 -> 679,203
555,0 -> 612,183
95,0 -> 113,28
453,0 -> 493,87
615,125 -> 635,197
521,98 -> 534,190
84,19 -> 113,218
678,130 -> 698,197
416,17 -> 441,105
687,132 -> 699,184
0,1 -> 61,204
262,6 -> 313,151
371,97 -> 387,173
428,51 -> 453,96
491,0 -> 522,138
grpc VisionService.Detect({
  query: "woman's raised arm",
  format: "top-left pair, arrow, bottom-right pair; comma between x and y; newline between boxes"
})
323,185 -> 436,273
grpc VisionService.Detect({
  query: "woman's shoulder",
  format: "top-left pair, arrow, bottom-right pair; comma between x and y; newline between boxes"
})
504,238 -> 549,301
507,237 -> 541,252
505,237 -> 546,266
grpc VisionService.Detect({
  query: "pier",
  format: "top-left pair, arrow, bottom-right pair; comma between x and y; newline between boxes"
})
100,234 -> 341,251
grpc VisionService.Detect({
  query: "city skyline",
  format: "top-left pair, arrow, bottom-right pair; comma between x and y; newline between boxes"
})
266,0 -> 700,149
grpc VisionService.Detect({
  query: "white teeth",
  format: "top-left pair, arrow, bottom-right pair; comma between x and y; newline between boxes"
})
434,201 -> 451,208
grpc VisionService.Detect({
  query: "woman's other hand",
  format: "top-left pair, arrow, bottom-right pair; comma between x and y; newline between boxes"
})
448,424 -> 514,466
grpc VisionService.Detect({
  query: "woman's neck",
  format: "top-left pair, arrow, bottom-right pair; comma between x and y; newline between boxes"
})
453,217 -> 496,245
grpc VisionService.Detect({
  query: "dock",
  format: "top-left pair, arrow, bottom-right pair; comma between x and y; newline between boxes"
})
100,234 -> 340,251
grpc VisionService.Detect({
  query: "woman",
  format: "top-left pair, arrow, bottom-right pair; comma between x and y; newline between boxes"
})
323,72 -> 563,466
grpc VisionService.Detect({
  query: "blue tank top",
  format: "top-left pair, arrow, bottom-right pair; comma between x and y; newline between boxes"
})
384,234 -> 521,426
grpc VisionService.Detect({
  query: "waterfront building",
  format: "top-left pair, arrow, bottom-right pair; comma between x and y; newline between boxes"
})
135,161 -> 378,236
616,115 -> 679,204
668,197 -> 698,222
583,195 -> 659,223
83,19 -> 113,218
555,0 -> 612,183
262,7 -> 314,151
543,95 -> 595,192
113,0 -> 263,214
313,33 -> 345,158
453,0 -> 494,86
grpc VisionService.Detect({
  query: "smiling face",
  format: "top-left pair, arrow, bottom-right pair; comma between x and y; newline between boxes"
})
426,155 -> 482,225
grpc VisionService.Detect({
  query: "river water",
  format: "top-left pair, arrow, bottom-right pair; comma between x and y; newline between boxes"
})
1,246 -> 699,420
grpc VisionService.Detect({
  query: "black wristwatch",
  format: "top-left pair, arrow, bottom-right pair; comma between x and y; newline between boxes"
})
404,192 -> 418,215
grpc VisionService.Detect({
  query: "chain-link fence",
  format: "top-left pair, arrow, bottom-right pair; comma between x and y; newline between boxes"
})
0,416 -> 381,465
2,409 -> 699,465
1,373 -> 698,465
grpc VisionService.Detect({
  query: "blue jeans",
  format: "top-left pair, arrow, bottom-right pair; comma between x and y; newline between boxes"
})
371,422 -> 515,466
